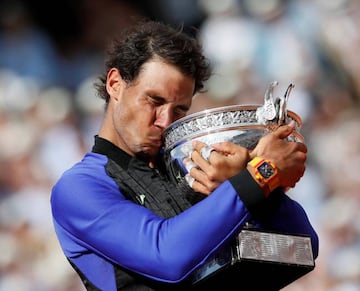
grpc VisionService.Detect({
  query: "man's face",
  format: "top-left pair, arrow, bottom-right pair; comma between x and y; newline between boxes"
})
107,59 -> 195,162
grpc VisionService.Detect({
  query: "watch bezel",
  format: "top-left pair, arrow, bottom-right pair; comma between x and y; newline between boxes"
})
248,157 -> 280,194
258,161 -> 276,180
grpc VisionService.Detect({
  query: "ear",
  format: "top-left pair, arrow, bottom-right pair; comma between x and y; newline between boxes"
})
106,68 -> 123,101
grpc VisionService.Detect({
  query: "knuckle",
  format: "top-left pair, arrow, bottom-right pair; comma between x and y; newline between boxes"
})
207,170 -> 217,181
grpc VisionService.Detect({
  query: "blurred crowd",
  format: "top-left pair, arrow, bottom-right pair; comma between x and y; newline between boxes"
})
0,0 -> 359,290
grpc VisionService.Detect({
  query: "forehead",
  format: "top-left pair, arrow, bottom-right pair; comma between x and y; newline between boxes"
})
138,59 -> 187,81
135,59 -> 195,101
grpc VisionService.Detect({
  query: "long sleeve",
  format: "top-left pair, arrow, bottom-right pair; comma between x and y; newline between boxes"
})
51,152 -> 318,290
51,153 -> 251,283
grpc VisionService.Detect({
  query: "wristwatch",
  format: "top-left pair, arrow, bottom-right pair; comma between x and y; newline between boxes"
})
247,157 -> 280,195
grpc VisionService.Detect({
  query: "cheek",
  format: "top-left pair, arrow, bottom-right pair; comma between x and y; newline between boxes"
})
116,94 -> 155,130
116,106 -> 151,133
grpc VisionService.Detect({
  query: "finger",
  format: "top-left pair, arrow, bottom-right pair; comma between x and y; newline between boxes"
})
190,150 -> 209,171
273,121 -> 296,139
211,142 -> 235,155
192,140 -> 210,154
191,141 -> 216,167
190,173 -> 219,195
184,173 -> 212,195
200,145 -> 215,161
184,160 -> 198,173
192,180 -> 211,195
211,142 -> 248,158
296,141 -> 308,154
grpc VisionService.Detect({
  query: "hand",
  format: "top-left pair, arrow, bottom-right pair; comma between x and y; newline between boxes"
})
184,121 -> 307,195
183,140 -> 250,195
250,121 -> 308,189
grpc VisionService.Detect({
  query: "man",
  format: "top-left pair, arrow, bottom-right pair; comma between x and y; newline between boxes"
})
51,20 -> 318,290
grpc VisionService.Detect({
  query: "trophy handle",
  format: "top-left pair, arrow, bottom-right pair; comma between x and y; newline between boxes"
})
256,81 -> 296,126
278,83 -> 295,125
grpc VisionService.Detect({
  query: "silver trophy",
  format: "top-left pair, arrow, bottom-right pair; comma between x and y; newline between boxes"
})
163,82 -> 315,289
163,81 -> 303,188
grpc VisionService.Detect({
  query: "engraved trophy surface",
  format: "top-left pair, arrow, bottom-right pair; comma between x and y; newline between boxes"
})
163,82 -> 315,289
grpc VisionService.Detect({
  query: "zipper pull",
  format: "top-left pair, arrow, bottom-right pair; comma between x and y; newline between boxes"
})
137,194 -> 146,205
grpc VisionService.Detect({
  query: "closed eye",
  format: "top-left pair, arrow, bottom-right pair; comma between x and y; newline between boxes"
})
148,94 -> 189,110
174,106 -> 189,118
147,94 -> 189,119
148,95 -> 165,106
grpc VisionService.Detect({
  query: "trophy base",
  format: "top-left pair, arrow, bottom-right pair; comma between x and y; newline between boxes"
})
191,228 -> 315,290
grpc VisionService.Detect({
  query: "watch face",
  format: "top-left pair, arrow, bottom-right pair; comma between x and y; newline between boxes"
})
258,162 -> 275,179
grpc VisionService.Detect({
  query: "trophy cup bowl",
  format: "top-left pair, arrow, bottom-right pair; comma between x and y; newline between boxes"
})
163,81 -> 303,189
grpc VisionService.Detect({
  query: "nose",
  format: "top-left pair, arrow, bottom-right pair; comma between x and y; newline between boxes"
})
154,107 -> 173,129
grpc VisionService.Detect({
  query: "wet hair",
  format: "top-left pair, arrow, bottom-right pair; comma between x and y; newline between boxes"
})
94,20 -> 211,104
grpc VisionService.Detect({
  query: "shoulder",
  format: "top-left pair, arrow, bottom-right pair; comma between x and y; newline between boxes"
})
57,152 -> 113,183
50,152 -> 120,216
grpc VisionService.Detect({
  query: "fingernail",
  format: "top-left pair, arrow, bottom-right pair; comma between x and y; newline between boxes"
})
288,120 -> 296,127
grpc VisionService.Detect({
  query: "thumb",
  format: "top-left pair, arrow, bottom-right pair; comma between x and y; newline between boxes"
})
274,120 -> 296,139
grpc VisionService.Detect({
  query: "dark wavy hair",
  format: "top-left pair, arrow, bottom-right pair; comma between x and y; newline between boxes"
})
94,20 -> 211,104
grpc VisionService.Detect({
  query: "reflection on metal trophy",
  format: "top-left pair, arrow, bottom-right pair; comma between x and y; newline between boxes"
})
163,82 -> 315,290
